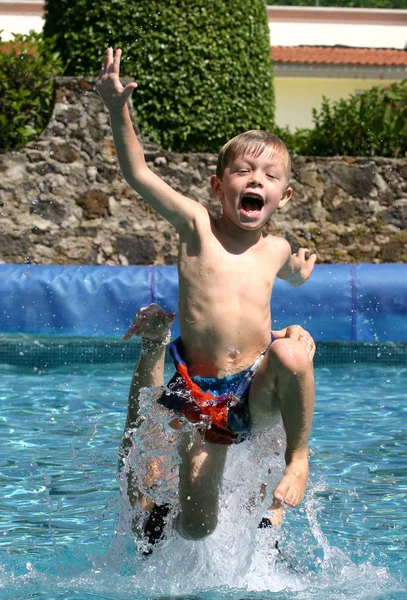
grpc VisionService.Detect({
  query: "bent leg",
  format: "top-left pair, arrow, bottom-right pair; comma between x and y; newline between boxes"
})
249,338 -> 315,507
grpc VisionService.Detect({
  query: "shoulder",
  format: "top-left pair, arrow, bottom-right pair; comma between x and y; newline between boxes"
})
264,234 -> 291,257
262,234 -> 292,273
178,201 -> 212,238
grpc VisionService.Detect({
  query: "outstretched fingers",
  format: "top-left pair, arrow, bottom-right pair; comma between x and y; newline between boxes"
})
293,248 -> 317,282
303,253 -> 317,280
97,47 -> 138,106
101,47 -> 120,75
295,248 -> 316,264
112,47 -> 122,73
104,47 -> 112,70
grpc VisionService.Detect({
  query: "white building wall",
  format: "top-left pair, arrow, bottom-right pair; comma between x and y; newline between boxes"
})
1,14 -> 44,39
269,20 -> 407,50
274,76 -> 400,129
267,6 -> 407,50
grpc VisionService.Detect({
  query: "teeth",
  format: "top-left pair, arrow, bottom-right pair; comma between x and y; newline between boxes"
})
244,194 -> 263,202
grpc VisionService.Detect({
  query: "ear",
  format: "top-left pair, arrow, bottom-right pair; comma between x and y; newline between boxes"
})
210,174 -> 223,198
277,186 -> 292,209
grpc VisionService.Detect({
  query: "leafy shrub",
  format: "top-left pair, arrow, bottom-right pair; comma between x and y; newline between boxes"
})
276,80 -> 407,158
43,0 -> 274,152
308,80 -> 407,158
273,125 -> 311,157
0,31 -> 63,149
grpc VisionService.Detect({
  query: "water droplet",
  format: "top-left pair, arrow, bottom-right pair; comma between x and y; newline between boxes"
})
227,346 -> 240,359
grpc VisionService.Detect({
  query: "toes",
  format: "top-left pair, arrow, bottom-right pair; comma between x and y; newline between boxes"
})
273,481 -> 289,502
273,474 -> 304,507
273,479 -> 290,502
284,491 -> 298,507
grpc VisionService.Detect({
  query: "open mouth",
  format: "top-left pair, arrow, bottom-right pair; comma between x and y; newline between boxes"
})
241,193 -> 264,216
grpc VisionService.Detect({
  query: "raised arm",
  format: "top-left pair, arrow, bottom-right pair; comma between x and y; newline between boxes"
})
97,48 -> 204,232
277,243 -> 316,287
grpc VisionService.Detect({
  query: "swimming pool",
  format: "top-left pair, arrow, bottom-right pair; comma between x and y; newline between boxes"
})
0,264 -> 406,599
0,357 -> 406,599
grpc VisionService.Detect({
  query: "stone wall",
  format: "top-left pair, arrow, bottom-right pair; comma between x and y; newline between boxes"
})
0,77 -> 406,266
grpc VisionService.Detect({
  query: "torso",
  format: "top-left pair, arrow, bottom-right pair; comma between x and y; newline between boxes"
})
177,209 -> 287,377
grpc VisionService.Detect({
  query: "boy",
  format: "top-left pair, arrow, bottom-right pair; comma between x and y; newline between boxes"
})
120,304 -> 315,548
98,48 -> 316,541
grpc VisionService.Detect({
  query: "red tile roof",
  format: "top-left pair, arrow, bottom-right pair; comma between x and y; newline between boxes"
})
0,41 -> 36,54
271,46 -> 407,67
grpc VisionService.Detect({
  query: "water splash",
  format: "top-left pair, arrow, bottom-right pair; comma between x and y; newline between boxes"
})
115,386 -> 182,554
0,372 -> 404,600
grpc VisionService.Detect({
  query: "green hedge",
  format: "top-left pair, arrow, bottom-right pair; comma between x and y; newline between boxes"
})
276,80 -> 407,158
0,32 -> 63,150
43,0 -> 274,152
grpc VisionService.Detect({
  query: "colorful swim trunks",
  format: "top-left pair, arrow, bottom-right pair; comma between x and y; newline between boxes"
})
157,337 -> 271,445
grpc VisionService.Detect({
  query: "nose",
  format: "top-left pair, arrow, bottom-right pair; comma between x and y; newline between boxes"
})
248,172 -> 263,187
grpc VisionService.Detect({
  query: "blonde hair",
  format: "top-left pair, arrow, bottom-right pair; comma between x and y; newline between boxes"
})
216,130 -> 291,181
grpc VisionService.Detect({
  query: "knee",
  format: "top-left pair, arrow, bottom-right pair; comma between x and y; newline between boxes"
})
269,338 -> 312,377
176,513 -> 218,540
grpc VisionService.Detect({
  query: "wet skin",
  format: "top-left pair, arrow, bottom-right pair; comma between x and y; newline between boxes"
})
99,48 -> 316,538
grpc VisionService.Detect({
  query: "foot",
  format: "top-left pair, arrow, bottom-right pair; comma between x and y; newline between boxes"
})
123,303 -> 175,341
273,457 -> 309,507
142,503 -> 171,555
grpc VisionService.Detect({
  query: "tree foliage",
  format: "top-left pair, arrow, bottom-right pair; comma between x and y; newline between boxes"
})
0,32 -> 63,149
43,0 -> 274,152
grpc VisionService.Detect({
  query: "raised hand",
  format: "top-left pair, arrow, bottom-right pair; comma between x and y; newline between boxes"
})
96,47 -> 138,112
289,248 -> 317,287
123,303 -> 176,342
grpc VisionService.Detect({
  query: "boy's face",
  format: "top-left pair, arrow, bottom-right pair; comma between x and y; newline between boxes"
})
211,151 -> 292,231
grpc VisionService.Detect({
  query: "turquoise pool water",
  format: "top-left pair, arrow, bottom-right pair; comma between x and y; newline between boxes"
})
0,355 -> 406,599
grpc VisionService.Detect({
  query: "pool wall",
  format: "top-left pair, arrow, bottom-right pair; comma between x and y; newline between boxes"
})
1,263 -> 406,342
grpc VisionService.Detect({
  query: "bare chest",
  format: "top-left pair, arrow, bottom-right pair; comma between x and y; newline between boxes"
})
179,233 -> 276,300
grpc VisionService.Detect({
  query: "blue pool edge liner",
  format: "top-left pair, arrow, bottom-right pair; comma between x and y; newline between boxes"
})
0,264 -> 406,342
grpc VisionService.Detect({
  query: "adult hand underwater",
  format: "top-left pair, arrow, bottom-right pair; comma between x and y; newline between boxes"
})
99,46 -> 316,543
